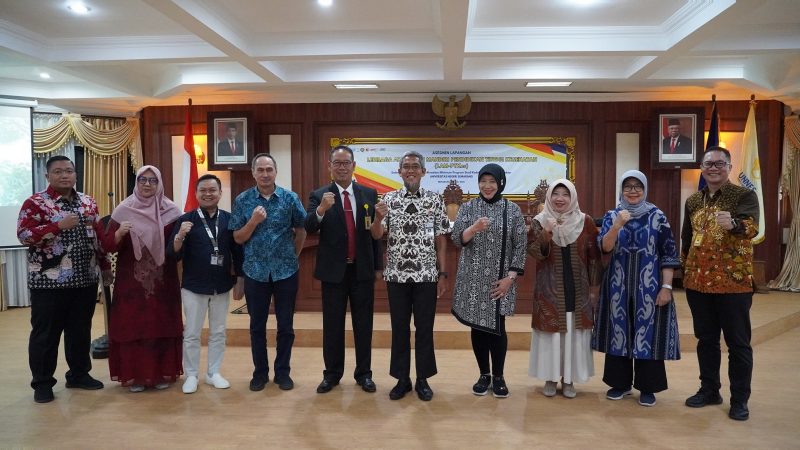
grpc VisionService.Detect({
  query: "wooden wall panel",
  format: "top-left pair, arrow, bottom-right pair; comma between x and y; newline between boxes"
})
141,99 -> 788,309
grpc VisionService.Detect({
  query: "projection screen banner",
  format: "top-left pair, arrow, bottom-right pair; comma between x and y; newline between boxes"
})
330,137 -> 575,196
0,105 -> 33,248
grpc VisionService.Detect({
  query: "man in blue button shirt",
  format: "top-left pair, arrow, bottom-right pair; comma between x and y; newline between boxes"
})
168,174 -> 243,394
230,153 -> 307,392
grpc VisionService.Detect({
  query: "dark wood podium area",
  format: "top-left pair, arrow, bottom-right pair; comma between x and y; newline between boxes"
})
298,230 -> 537,313
142,99 -> 788,314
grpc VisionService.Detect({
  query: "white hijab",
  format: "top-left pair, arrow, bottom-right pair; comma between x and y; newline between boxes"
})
534,178 -> 585,247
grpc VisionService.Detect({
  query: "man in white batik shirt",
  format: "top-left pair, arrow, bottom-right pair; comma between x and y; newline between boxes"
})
371,151 -> 451,402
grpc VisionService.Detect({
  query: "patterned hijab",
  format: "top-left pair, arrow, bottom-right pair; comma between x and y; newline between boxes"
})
617,169 -> 656,219
111,165 -> 182,265
478,163 -> 506,204
534,178 -> 585,247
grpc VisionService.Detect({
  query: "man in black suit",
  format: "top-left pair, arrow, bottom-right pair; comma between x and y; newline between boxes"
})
305,145 -> 382,394
217,122 -> 244,157
662,118 -> 693,155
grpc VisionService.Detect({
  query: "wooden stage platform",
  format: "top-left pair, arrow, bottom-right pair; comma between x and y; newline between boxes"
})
212,289 -> 800,351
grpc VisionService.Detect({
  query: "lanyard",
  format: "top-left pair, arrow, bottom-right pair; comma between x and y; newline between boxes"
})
197,208 -> 219,255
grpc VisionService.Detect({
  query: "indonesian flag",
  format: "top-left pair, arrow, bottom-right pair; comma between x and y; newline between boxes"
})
738,98 -> 765,244
182,99 -> 199,211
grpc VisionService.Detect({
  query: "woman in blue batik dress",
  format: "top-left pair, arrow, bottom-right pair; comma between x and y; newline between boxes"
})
592,169 -> 680,408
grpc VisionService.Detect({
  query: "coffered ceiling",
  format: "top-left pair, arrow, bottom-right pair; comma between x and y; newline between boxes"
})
0,0 -> 798,116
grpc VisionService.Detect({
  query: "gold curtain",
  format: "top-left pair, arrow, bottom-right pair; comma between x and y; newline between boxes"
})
768,116 -> 800,291
33,113 -> 142,216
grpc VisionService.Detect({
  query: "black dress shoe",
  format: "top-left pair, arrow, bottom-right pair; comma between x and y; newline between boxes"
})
65,375 -> 104,390
389,378 -> 412,400
685,389 -> 723,408
316,378 -> 339,394
275,375 -> 294,391
357,377 -> 376,393
34,387 -> 54,403
249,377 -> 267,392
729,402 -> 750,421
415,378 -> 433,401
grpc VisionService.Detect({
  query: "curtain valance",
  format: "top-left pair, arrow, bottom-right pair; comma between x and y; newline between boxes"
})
33,113 -> 142,168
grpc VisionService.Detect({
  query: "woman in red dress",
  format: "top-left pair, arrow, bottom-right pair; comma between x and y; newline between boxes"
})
103,165 -> 183,392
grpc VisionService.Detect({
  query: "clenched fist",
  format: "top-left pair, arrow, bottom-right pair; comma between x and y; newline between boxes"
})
58,213 -> 80,230
613,210 -> 631,229
374,201 -> 389,220
317,192 -> 336,215
178,221 -> 193,239
250,206 -> 267,224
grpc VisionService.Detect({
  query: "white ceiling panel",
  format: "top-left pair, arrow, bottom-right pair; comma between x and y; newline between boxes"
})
0,0 -> 797,115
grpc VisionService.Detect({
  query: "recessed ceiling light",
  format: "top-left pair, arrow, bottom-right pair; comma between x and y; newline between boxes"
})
318,0 -> 333,7
67,2 -> 91,14
39,72 -> 51,79
526,81 -> 573,87
334,84 -> 379,89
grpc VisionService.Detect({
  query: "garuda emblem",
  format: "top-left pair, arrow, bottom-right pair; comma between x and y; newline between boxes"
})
432,94 -> 472,130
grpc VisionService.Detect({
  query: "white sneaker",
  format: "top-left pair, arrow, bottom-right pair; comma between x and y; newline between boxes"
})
129,384 -> 145,393
205,373 -> 231,389
543,381 -> 557,397
154,382 -> 170,390
182,376 -> 199,394
562,382 -> 576,398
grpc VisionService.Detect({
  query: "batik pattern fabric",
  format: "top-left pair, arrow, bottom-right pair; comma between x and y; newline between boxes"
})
17,185 -> 109,289
229,186 -> 307,283
381,188 -> 451,283
450,198 -> 527,334
592,207 -> 681,360
681,182 -> 759,294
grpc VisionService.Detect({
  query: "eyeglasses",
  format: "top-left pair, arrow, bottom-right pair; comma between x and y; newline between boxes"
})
401,164 -> 423,172
622,185 -> 644,193
701,160 -> 730,169
49,169 -> 75,176
331,160 -> 353,168
137,176 -> 159,185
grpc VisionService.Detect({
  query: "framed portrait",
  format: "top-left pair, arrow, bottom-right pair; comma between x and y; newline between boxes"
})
651,107 -> 704,169
207,111 -> 252,170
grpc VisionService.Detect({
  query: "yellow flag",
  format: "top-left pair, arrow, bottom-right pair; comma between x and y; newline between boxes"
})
738,100 -> 765,244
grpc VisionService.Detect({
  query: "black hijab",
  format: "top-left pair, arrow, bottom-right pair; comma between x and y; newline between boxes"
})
478,163 -> 506,204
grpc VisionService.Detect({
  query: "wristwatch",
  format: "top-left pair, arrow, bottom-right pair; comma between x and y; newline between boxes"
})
438,271 -> 449,279
661,284 -> 672,290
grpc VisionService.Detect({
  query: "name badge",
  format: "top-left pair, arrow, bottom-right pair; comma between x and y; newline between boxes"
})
86,227 -> 95,237
210,254 -> 224,266
425,221 -> 435,237
692,231 -> 705,247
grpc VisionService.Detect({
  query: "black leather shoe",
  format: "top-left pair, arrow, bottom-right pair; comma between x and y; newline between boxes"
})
389,378 -> 412,400
357,377 -> 377,393
65,375 -> 104,390
249,377 -> 267,392
275,376 -> 294,391
729,402 -> 750,421
685,389 -> 723,408
316,378 -> 339,394
415,378 -> 433,401
34,387 -> 54,403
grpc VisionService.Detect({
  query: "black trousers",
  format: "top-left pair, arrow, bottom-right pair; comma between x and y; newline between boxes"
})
321,263 -> 374,382
686,289 -> 753,404
386,281 -> 438,380
29,285 -> 98,390
603,354 -> 668,393
471,317 -> 507,376
244,272 -> 298,381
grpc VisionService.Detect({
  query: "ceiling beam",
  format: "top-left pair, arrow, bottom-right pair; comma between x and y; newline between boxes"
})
142,0 -> 282,84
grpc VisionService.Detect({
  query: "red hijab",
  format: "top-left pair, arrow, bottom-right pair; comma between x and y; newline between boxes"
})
111,165 -> 182,265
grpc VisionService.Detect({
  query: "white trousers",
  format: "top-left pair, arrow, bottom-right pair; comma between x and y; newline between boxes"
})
181,288 -> 230,377
528,312 -> 594,384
